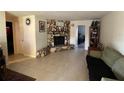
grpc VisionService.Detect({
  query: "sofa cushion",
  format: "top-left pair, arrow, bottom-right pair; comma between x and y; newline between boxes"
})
101,47 -> 122,68
89,50 -> 102,58
112,58 -> 124,80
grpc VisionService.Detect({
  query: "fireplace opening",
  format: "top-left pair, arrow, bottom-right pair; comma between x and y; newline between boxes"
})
54,36 -> 65,46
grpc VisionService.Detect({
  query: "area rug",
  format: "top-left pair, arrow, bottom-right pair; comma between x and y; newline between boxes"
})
4,69 -> 36,81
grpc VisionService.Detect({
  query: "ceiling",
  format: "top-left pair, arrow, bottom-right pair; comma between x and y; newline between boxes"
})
7,11 -> 110,20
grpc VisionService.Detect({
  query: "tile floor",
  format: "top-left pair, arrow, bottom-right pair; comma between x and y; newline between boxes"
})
7,48 -> 89,81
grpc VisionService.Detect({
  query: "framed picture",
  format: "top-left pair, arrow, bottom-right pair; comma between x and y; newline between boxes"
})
39,21 -> 45,32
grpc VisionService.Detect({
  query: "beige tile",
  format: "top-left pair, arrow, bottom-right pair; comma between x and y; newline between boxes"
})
8,54 -> 31,64
7,48 -> 89,81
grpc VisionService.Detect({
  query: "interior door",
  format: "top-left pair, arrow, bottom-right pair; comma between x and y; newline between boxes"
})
6,22 -> 14,55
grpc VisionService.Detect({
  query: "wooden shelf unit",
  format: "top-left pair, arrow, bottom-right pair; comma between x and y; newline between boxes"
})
89,21 -> 100,48
88,21 -> 101,54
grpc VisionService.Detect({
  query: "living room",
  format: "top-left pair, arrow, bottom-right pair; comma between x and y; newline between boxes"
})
1,0 -> 124,92
0,11 -> 124,81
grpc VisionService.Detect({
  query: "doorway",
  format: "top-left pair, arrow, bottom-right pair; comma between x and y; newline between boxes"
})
77,25 -> 85,48
6,22 -> 14,55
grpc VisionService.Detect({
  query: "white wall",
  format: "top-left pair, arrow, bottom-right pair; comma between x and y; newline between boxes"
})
19,15 -> 36,57
100,12 -> 124,55
19,15 -> 47,57
0,11 -> 8,62
35,16 -> 47,51
70,20 -> 92,50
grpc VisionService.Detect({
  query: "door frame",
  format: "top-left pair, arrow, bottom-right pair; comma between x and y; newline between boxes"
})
76,25 -> 85,47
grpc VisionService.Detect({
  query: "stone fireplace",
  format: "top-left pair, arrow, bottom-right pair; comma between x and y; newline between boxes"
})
36,20 -> 74,57
47,20 -> 70,47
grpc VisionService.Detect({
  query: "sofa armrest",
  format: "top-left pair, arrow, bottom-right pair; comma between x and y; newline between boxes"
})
101,77 -> 118,81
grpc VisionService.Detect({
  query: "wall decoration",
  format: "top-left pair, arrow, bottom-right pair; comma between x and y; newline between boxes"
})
56,20 -> 64,26
39,21 -> 45,32
26,18 -> 31,25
